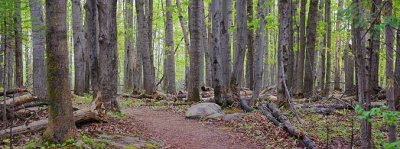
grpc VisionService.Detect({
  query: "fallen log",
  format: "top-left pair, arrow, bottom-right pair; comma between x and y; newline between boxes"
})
267,103 -> 317,149
0,88 -> 28,96
0,108 -> 105,138
3,93 -> 35,107
239,98 -> 254,112
297,104 -> 353,110
300,107 -> 336,115
258,105 -> 281,126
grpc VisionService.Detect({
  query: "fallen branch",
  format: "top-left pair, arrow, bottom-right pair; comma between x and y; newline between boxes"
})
258,104 -> 281,126
0,108 -> 105,138
0,88 -> 28,96
267,103 -> 317,149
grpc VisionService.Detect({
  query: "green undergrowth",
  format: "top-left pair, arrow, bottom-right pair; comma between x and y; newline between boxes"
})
22,133 -> 107,149
72,94 -> 93,108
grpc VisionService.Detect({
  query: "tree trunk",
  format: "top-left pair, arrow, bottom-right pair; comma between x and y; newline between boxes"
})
303,0 -> 319,98
137,0 -> 155,95
210,0 -> 224,106
245,0 -> 254,90
205,4 -> 213,87
43,0 -> 76,143
395,26 -> 400,110
124,0 -> 134,92
370,0 -> 382,94
146,0 -> 155,85
334,0 -> 343,91
353,0 -> 372,147
384,0 -> 397,142
230,0 -> 247,103
188,0 -> 202,102
84,0 -> 100,98
322,0 -> 331,97
176,0 -> 190,90
221,0 -> 232,90
163,0 -> 176,94
294,0 -> 306,96
97,0 -> 120,112
72,0 -> 86,96
252,0 -> 266,105
14,0 -> 23,88
277,0 -> 291,103
29,0 -> 48,99
199,1 -> 206,87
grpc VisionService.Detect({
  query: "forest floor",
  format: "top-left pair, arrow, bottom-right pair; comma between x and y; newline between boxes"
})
2,90 -> 398,148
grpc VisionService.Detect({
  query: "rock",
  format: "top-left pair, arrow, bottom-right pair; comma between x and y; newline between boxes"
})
185,103 -> 224,119
223,113 -> 245,121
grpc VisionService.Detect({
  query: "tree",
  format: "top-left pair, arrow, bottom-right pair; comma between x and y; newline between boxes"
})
72,0 -> 86,96
97,0 -> 120,112
277,0 -> 290,102
29,0 -> 47,99
230,0 -> 247,103
210,0 -> 223,105
395,26 -> 400,110
353,0 -> 372,147
334,0 -> 343,91
124,0 -> 134,91
252,0 -> 266,104
370,0 -> 382,93
221,0 -> 232,91
176,0 -> 190,90
43,0 -> 76,143
14,0 -> 23,88
322,0 -> 331,97
188,0 -> 202,102
384,0 -> 397,143
246,0 -> 254,89
294,0 -> 307,96
304,0 -> 319,98
137,0 -> 155,95
84,0 -> 100,98
163,0 -> 176,94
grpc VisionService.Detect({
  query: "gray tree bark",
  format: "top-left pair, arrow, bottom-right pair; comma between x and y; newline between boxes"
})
188,0 -> 202,102
176,0 -> 190,90
395,25 -> 400,110
245,0 -> 254,90
199,1 -> 206,87
370,0 -> 382,93
97,0 -> 120,112
230,0 -> 247,103
277,0 -> 290,102
294,0 -> 306,96
124,0 -> 134,92
211,0 -> 223,106
72,0 -> 86,96
43,0 -> 76,143
334,0 -> 343,91
304,0 -> 319,98
29,0 -> 48,99
252,0 -> 266,105
221,0 -> 232,89
163,0 -> 176,94
322,0 -> 331,97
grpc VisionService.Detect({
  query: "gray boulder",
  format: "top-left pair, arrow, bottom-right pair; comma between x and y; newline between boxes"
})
185,103 -> 224,119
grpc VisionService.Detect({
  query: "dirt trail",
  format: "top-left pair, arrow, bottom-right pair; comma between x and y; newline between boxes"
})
124,107 -> 263,149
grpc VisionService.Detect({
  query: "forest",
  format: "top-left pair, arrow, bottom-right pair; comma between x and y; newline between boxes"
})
0,0 -> 399,148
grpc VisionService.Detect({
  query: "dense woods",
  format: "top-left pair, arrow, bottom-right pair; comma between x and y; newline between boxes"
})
0,0 -> 399,148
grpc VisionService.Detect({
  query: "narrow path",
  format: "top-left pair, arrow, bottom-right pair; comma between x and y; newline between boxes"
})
124,107 -> 263,149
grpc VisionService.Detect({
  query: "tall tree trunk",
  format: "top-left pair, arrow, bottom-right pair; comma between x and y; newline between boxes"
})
211,0 -> 223,106
334,0 -> 343,91
318,0 -> 325,92
146,0 -> 155,84
137,0 -> 155,95
323,0 -> 331,97
294,0 -> 307,96
205,4 -> 213,87
199,1 -> 206,87
84,0 -> 100,98
25,47 -> 33,88
370,0 -> 382,93
252,0 -> 266,105
133,11 -> 143,92
124,0 -> 134,92
262,6 -> 270,88
176,0 -> 190,90
163,0 -> 176,94
353,0 -> 372,147
395,25 -> 400,110
29,0 -> 48,99
230,0 -> 247,103
188,0 -> 202,102
344,42 -> 355,94
14,0 -> 23,88
43,0 -> 76,143
72,0 -> 86,96
304,0 -> 319,98
5,35 -> 14,89
97,0 -> 120,112
221,0 -> 232,89
246,0 -> 254,90
277,0 -> 290,102
384,0 -> 397,142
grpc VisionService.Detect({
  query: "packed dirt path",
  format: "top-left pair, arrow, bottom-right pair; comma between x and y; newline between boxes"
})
123,107 -> 263,149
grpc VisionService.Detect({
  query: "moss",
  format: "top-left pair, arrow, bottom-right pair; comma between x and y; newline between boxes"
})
124,145 -> 139,149
145,142 -> 158,149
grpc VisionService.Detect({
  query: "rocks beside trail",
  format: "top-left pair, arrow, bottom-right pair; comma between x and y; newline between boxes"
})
222,113 -> 245,121
185,103 -> 224,119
